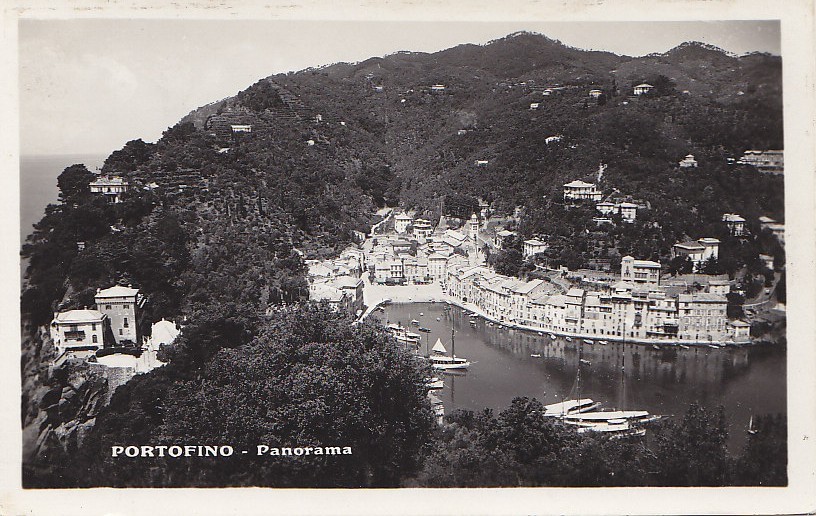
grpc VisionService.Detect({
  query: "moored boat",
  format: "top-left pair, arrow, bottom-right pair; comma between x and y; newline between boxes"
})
583,339 -> 593,345
543,398 -> 601,417
565,336 -> 573,342
429,337 -> 470,370
598,340 -> 608,345
549,333 -> 557,340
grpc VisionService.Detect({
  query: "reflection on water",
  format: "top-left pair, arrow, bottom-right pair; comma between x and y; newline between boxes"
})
375,302 -> 786,451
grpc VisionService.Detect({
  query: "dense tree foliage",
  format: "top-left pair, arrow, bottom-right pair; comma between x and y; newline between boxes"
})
409,400 -> 785,487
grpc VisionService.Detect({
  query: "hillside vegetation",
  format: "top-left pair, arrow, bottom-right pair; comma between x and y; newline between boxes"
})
21,32 -> 784,487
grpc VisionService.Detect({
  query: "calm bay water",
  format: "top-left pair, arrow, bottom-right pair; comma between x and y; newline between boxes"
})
375,302 -> 786,451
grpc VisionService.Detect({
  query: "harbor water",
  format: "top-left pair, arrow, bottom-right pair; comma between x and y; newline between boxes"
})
374,302 -> 786,451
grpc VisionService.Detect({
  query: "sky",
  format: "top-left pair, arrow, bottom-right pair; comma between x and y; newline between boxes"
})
19,19 -> 780,156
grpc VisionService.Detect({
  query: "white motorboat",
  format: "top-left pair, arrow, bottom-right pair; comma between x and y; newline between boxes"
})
410,319 -> 420,326
583,339 -> 593,345
425,377 -> 444,390
542,398 -> 601,417
549,333 -> 557,340
579,358 -> 591,366
565,336 -> 573,342
387,324 -> 421,347
564,410 -> 659,426
598,340 -> 608,345
530,353 -> 541,358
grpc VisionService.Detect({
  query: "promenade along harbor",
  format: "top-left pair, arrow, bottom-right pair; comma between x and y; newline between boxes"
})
372,302 -> 785,451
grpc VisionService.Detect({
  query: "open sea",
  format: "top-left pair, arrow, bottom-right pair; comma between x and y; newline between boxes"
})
19,154 -> 107,280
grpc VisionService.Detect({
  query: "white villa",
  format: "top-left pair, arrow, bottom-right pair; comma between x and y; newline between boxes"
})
722,213 -> 746,237
523,238 -> 549,257
633,83 -> 653,95
679,154 -> 698,168
50,309 -> 107,355
672,238 -> 720,270
394,213 -> 413,234
564,180 -> 603,202
90,176 -> 129,203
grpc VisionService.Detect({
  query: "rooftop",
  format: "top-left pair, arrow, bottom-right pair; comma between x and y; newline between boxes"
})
96,285 -> 139,298
563,180 -> 595,188
55,309 -> 105,324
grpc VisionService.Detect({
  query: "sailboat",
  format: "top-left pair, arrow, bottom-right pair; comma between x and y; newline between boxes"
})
428,330 -> 470,370
564,330 -> 658,436
544,346 -> 600,418
747,414 -> 758,435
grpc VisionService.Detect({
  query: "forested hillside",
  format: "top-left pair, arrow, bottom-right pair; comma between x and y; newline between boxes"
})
21,31 -> 784,487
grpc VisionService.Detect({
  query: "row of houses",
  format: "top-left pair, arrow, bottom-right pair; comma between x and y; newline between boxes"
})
446,263 -> 750,344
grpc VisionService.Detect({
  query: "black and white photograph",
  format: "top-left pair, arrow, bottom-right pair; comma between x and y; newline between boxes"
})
3,0 -> 815,514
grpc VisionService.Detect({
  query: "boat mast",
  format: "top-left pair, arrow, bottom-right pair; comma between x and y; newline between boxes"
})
621,314 -> 626,411
451,327 -> 456,358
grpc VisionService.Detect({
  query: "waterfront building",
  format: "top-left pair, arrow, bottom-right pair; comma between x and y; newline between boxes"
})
445,262 -> 743,344
89,175 -> 129,203
730,320 -> 751,340
563,180 -> 602,202
530,102 -> 540,110
230,124 -> 252,133
589,89 -> 603,99
309,282 -> 354,314
331,276 -> 365,313
523,238 -> 548,257
722,213 -> 746,236
95,285 -> 142,345
394,213 -> 413,234
620,256 -> 661,285
618,202 -> 638,223
679,154 -> 698,168
633,83 -> 653,95
50,309 -> 107,356
677,293 -> 729,342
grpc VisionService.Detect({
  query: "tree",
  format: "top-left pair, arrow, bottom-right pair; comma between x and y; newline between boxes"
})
57,164 -> 94,204
652,403 -> 730,486
71,305 -> 435,487
668,255 -> 694,275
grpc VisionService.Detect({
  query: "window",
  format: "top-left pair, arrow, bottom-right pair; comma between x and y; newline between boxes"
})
92,323 -> 96,331
123,317 -> 129,328
92,335 -> 98,344
119,328 -> 123,335
106,305 -> 112,310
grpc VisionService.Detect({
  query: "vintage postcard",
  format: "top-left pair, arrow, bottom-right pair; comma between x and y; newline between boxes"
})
2,0 -> 814,514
